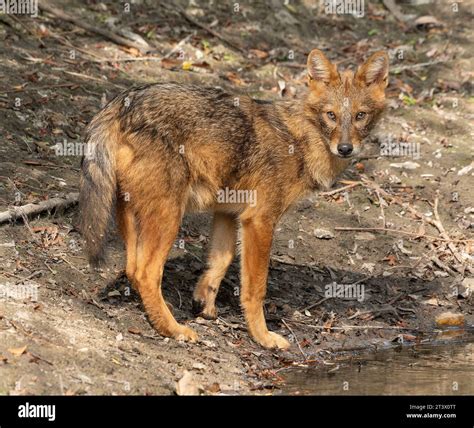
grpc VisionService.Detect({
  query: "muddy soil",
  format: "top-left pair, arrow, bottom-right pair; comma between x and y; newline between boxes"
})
0,1 -> 473,395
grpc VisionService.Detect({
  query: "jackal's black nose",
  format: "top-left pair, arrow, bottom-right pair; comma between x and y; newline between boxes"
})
337,143 -> 353,156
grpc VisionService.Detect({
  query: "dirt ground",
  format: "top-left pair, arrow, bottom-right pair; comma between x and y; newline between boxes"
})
0,0 -> 473,395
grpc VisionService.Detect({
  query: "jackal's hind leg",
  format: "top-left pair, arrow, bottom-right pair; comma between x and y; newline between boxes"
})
117,197 -> 138,287
135,203 -> 197,342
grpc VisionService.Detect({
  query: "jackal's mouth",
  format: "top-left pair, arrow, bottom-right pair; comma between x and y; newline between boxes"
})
335,153 -> 354,159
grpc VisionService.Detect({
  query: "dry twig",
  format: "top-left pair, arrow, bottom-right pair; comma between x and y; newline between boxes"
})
281,319 -> 307,360
0,193 -> 79,224
38,1 -> 150,53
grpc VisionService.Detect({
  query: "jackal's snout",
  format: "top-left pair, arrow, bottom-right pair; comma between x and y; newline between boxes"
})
337,142 -> 353,157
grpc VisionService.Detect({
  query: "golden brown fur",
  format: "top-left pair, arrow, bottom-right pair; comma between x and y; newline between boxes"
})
79,49 -> 389,349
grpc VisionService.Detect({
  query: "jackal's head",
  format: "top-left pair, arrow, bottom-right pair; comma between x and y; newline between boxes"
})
305,49 -> 389,158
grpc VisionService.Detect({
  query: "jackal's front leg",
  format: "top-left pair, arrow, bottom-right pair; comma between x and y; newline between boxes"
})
193,212 -> 238,319
240,217 -> 290,350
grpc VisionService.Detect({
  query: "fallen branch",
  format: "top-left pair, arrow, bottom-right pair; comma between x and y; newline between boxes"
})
360,177 -> 471,274
319,182 -> 362,196
0,193 -> 79,224
364,178 -> 467,253
428,243 -> 457,275
162,32 -> 195,59
302,296 -> 332,312
347,306 -> 395,320
38,1 -> 150,53
357,154 -> 405,160
3,83 -> 79,94
334,226 -> 472,243
432,192 -> 464,265
392,60 -> 447,73
376,190 -> 387,229
173,4 -> 245,53
88,33 -> 196,64
277,62 -> 306,69
286,319 -> 420,331
281,319 -> 307,361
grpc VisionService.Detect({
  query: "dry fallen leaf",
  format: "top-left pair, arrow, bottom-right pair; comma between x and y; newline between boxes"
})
182,61 -> 193,71
8,345 -> 27,357
119,46 -> 141,56
402,334 -> 417,341
191,61 -> 211,69
206,382 -> 221,394
323,319 -> 334,330
225,71 -> 246,86
249,48 -> 269,59
384,255 -> 397,266
161,58 -> 181,70
127,327 -> 141,335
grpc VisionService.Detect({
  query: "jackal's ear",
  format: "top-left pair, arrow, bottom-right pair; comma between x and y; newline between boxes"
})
307,49 -> 339,85
355,51 -> 389,88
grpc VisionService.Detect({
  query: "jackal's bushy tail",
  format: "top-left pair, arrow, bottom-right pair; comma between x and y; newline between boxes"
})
79,112 -> 118,267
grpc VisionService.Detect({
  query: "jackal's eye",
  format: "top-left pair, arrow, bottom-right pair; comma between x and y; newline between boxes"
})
355,111 -> 367,121
326,111 -> 336,121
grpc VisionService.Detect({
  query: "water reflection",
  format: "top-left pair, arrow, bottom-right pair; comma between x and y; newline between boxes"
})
280,340 -> 474,395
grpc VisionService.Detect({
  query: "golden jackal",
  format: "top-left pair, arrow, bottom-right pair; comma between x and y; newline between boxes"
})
79,49 -> 389,349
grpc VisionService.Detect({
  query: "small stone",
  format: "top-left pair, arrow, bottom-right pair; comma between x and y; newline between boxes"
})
435,312 -> 465,327
462,277 -> 474,291
433,270 -> 449,278
361,263 -> 375,274
390,161 -> 420,170
314,228 -> 334,239
460,278 -> 474,297
292,310 -> 304,320
192,362 -> 207,371
457,163 -> 473,176
176,371 -> 200,396
422,297 -> 439,306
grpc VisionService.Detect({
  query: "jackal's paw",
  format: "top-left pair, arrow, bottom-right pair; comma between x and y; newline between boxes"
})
257,332 -> 290,350
191,299 -> 217,320
173,325 -> 198,343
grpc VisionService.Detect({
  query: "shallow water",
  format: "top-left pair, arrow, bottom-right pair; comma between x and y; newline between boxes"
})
280,329 -> 474,395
